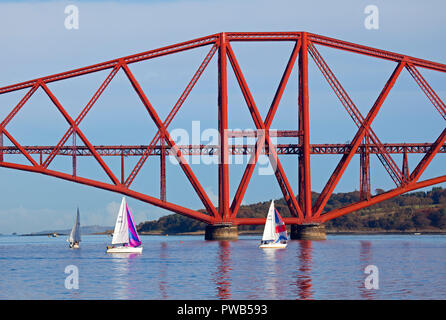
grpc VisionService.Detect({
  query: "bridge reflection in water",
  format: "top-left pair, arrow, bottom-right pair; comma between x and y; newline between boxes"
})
213,240 -> 232,299
295,240 -> 314,300
210,239 -> 385,300
38,236 -> 443,299
212,239 -> 317,300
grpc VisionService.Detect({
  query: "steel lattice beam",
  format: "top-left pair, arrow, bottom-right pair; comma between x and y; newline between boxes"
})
0,142 -> 444,156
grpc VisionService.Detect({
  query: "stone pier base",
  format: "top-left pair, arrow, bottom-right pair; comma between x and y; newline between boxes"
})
204,224 -> 238,240
290,223 -> 326,240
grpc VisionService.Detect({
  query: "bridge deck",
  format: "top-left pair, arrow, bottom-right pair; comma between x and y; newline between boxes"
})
0,143 -> 444,156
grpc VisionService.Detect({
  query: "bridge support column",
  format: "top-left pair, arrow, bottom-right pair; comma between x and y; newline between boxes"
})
402,149 -> 409,180
360,138 -> 371,201
205,224 -> 238,240
298,32 -> 313,221
160,138 -> 166,202
290,223 -> 326,240
0,132 -> 3,162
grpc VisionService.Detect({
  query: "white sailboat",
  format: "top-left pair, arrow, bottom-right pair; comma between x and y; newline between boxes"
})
106,197 -> 143,254
67,208 -> 81,249
259,200 -> 288,249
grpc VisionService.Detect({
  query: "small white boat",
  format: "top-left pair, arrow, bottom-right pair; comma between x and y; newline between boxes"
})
106,197 -> 143,254
259,200 -> 288,249
67,208 -> 81,249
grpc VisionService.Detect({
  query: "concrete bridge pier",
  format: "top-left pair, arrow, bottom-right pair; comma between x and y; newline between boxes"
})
204,224 -> 238,240
290,223 -> 326,240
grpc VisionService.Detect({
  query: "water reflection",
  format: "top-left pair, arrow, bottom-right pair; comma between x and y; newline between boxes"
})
110,253 -> 139,299
214,241 -> 232,299
359,240 -> 375,300
3,234 -> 446,299
262,248 -> 288,299
159,242 -> 169,299
295,240 -> 313,300
263,249 -> 278,299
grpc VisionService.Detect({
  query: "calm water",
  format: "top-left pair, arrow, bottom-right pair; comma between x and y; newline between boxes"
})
0,234 -> 445,299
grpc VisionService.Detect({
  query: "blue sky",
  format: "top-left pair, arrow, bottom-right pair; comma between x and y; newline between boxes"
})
0,0 -> 444,233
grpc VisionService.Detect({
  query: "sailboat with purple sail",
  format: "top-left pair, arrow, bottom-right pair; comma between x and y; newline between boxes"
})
259,200 -> 288,249
106,197 -> 143,253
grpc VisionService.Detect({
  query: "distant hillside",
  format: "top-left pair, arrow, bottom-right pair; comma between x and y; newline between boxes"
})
137,187 -> 446,234
24,225 -> 112,236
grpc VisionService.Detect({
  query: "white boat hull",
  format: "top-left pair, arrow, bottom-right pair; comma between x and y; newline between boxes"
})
106,246 -> 143,253
259,242 -> 287,249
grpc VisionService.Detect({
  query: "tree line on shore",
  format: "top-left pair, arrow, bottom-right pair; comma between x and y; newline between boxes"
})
137,187 -> 446,234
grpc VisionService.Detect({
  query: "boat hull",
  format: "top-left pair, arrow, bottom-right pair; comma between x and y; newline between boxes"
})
106,246 -> 143,253
259,242 -> 287,249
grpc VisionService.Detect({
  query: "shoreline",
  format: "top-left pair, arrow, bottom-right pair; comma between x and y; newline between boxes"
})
17,229 -> 446,237
326,230 -> 446,235
138,229 -> 446,236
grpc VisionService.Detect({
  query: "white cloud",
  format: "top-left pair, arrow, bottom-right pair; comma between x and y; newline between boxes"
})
205,187 -> 218,206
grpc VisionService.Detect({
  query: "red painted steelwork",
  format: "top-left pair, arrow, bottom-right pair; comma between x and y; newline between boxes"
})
0,32 -> 444,226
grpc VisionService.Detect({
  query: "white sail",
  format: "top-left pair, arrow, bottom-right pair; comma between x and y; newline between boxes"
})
262,200 -> 276,241
111,197 -> 129,245
68,208 -> 81,243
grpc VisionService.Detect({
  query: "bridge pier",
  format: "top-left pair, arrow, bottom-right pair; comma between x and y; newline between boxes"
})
290,223 -> 326,240
204,224 -> 238,240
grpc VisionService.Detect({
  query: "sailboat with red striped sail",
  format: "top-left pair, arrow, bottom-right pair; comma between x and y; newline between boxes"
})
259,200 -> 288,249
106,197 -> 143,253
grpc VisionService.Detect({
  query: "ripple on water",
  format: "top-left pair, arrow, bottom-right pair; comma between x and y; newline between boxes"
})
0,234 -> 445,299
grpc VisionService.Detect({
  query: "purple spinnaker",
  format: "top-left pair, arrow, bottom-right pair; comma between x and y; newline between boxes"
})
126,204 -> 142,247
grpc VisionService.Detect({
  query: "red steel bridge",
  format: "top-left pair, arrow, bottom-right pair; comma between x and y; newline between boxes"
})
0,32 -> 445,230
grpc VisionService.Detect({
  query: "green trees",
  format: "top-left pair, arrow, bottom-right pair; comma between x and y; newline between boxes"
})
137,187 -> 446,233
